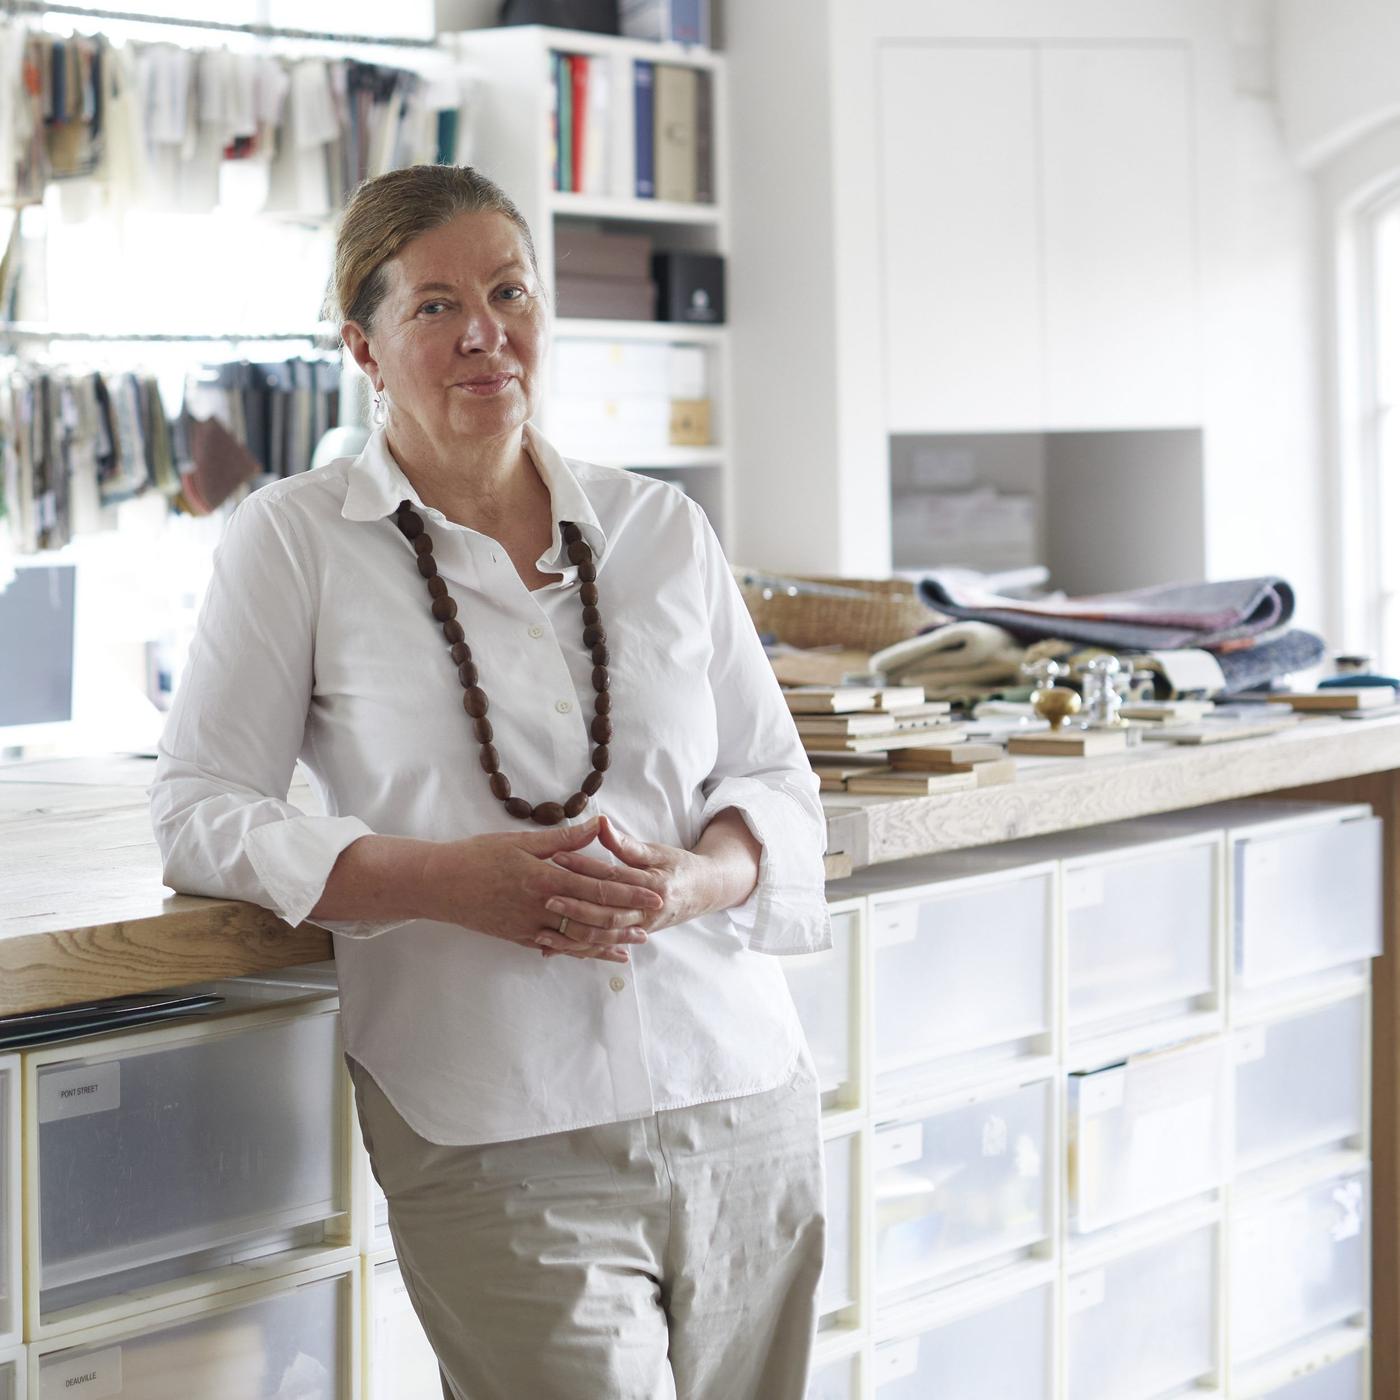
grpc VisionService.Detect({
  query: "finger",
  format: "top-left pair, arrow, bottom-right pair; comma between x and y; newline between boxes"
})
546,867 -> 663,912
596,813 -> 653,870
517,814 -> 600,854
550,853 -> 664,899
542,899 -> 651,945
535,932 -> 629,962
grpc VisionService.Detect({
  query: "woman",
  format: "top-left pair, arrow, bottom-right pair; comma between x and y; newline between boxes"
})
149,163 -> 832,1400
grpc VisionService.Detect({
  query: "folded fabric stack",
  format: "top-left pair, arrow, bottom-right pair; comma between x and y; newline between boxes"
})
883,574 -> 1327,699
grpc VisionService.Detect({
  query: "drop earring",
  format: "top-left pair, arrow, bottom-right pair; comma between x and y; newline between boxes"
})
371,390 -> 387,427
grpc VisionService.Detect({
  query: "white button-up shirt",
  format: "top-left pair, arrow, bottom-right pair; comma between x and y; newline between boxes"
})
149,423 -> 831,1145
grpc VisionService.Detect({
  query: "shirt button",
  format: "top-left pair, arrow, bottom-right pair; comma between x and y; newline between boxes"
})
528,624 -> 544,639
609,976 -> 626,993
555,699 -> 573,714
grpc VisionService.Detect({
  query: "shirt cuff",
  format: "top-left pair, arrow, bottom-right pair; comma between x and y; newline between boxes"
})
698,777 -> 833,956
243,814 -> 413,941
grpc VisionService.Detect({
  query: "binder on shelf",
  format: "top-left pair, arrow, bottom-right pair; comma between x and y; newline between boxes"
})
634,60 -> 656,197
654,65 -> 698,203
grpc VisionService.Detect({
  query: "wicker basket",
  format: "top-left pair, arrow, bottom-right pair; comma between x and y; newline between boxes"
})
733,568 -> 940,653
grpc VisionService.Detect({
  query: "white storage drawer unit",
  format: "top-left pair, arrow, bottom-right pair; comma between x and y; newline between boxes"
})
33,1264 -> 354,1398
820,1134 -> 858,1326
1234,991 -> 1368,1176
0,1349 -> 20,1400
873,1278 -> 1053,1397
0,1057 -> 18,1348
1068,1037 -> 1227,1234
1066,1223 -> 1219,1400
873,1075 -> 1052,1302
1231,1169 -> 1370,1368
25,998 -> 348,1329
1141,801 -> 1382,1001
784,901 -> 861,1111
367,1258 -> 439,1400
805,1350 -> 859,1400
828,853 -> 1054,1099
1240,1344 -> 1366,1399
952,824 -> 1221,1050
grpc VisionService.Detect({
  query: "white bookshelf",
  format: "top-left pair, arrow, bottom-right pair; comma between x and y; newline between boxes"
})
445,23 -> 733,543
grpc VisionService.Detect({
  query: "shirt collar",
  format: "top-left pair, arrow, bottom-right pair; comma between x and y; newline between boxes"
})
341,422 -> 608,570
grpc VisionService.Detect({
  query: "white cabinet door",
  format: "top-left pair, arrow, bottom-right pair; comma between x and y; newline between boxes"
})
878,44 -> 1043,431
1039,44 -> 1200,428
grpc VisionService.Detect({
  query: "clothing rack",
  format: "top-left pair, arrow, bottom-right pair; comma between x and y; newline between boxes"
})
0,0 -> 440,48
0,323 -> 338,343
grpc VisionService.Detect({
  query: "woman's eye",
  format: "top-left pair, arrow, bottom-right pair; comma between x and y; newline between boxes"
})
499,286 -> 527,301
420,301 -> 448,315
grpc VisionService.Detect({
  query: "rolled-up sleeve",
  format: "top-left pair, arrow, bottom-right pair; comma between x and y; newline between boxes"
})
691,502 -> 832,956
148,491 -> 408,941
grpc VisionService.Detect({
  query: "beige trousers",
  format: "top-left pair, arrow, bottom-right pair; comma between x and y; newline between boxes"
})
347,1050 -> 827,1400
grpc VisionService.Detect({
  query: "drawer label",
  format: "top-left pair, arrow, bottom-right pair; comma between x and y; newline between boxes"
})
1064,867 -> 1106,911
1234,1026 -> 1268,1065
874,905 -> 918,948
42,1345 -> 122,1398
1067,1269 -> 1106,1314
38,1063 -> 121,1124
874,1123 -> 923,1172
874,1338 -> 919,1383
1077,1069 -> 1125,1117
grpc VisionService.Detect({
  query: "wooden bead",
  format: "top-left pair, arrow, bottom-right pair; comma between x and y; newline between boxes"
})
416,554 -> 437,579
561,522 -> 582,544
591,745 -> 610,771
398,511 -> 423,539
591,715 -> 612,744
583,624 -> 606,648
428,576 -> 448,599
567,540 -> 591,565
592,666 -> 609,693
582,769 -> 604,795
563,791 -> 589,817
464,687 -> 489,718
450,642 -> 471,665
532,802 -> 566,825
432,597 -> 457,622
473,716 -> 493,743
577,560 -> 596,584
581,605 -> 601,627
591,644 -> 609,666
458,661 -> 478,688
594,692 -> 611,716
413,534 -> 434,556
479,744 -> 500,774
489,772 -> 511,801
580,582 -> 599,607
442,620 -> 465,645
504,797 -> 533,819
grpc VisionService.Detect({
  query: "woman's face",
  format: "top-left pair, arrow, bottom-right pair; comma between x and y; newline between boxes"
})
349,210 -> 548,451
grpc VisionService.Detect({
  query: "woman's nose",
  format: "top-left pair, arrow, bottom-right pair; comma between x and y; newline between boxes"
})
457,309 -> 507,352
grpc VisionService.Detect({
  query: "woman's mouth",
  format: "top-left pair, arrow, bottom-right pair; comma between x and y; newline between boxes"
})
457,375 -> 512,396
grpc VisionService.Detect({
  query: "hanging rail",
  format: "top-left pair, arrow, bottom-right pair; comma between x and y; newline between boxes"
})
0,322 -> 339,342
0,0 -> 440,48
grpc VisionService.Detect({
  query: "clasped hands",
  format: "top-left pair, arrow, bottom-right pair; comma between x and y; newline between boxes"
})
423,811 -> 756,966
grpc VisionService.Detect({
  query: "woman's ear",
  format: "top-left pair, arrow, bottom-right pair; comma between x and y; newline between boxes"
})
342,322 -> 381,391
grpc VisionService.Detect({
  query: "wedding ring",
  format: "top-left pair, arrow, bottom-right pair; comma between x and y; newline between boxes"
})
557,915 -> 570,937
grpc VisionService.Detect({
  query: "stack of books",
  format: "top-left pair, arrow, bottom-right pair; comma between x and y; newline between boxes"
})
785,685 -> 1012,794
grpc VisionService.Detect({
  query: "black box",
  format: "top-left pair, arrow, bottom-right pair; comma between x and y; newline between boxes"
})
498,0 -> 620,34
652,251 -> 725,324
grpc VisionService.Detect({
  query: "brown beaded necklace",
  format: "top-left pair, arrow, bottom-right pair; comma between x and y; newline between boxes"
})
394,500 -> 611,826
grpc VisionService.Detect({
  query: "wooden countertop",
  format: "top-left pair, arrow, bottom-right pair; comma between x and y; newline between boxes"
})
4,715 -> 1400,1015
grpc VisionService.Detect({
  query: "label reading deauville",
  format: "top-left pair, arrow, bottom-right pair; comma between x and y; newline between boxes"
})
42,1345 -> 122,1398
38,1062 -> 121,1124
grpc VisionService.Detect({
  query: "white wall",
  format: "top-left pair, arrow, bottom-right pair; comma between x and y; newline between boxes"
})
1276,0 -> 1400,169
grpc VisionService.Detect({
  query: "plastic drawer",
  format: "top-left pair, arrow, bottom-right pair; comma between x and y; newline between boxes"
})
27,1001 -> 347,1324
832,855 -> 1053,1095
873,1077 -> 1052,1302
784,905 -> 860,1110
806,1352 -> 858,1400
34,1266 -> 352,1399
0,1348 -> 20,1400
820,1135 -> 857,1323
1068,1038 -> 1227,1234
1235,994 -> 1367,1176
0,1057 -> 17,1348
369,1259 -> 439,1400
873,1280 -> 1053,1397
1066,1224 -> 1218,1400
1231,1170 -> 1370,1367
1245,1345 -> 1366,1399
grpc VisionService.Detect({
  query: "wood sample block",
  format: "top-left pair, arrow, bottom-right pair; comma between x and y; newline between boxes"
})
1007,728 -> 1129,757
